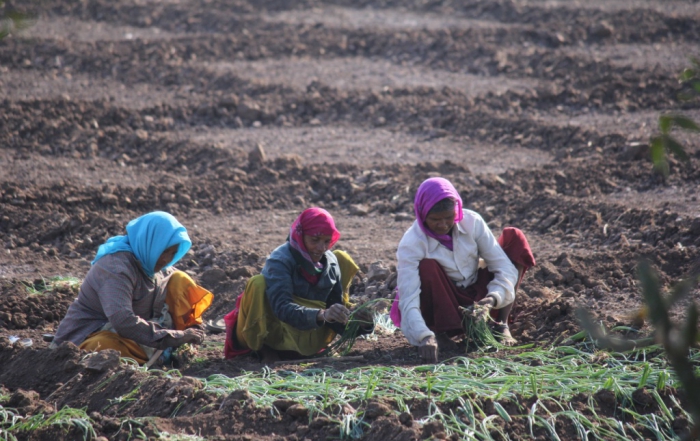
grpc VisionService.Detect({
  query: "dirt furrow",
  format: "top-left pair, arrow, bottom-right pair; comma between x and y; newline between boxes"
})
0,92 -> 665,167
43,0 -> 700,45
3,157 -> 698,265
319,0 -> 700,43
23,11 -> 698,80
4,29 -> 689,115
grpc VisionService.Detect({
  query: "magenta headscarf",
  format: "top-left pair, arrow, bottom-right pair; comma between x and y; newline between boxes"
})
289,207 -> 341,271
414,177 -> 464,251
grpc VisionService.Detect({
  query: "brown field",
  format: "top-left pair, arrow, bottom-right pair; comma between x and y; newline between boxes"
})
1,0 -> 699,439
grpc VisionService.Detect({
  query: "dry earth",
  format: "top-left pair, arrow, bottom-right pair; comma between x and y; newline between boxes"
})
1,0 -> 700,439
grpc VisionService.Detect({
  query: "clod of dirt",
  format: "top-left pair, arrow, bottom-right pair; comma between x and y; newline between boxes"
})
200,268 -> 228,288
365,400 -> 392,419
239,99 -> 263,123
272,398 -> 296,412
309,416 -> 332,429
593,389 -> 617,414
587,21 -> 615,41
164,376 -> 202,403
349,204 -> 370,216
248,142 -> 267,166
9,389 -> 40,409
421,420 -> 447,439
527,287 -> 560,301
8,388 -> 52,415
63,359 -> 82,373
286,403 -> 309,419
364,415 -> 421,441
367,261 -> 391,283
82,349 -> 120,372
179,376 -> 202,388
227,266 -> 256,280
0,335 -> 13,351
274,153 -> 303,170
394,213 -> 414,221
225,389 -> 250,403
632,388 -> 656,408
398,411 -> 413,427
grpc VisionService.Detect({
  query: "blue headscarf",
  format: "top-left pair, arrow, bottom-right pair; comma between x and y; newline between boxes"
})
92,211 -> 192,278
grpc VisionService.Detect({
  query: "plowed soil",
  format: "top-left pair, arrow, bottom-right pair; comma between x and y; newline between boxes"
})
1,0 -> 699,440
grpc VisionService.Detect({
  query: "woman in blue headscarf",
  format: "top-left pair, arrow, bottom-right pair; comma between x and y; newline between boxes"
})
51,212 -> 213,365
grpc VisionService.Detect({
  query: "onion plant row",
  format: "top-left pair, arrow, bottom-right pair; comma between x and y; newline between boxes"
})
0,405 -> 95,441
202,344 -> 695,440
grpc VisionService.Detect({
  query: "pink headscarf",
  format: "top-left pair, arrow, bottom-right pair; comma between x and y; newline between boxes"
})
289,207 -> 341,269
413,177 -> 464,251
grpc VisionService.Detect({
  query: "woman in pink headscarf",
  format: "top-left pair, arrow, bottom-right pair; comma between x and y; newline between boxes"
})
394,178 -> 535,363
224,208 -> 372,362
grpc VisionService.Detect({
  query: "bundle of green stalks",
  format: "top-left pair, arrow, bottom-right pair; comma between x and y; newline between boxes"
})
322,299 -> 387,357
460,304 -> 501,351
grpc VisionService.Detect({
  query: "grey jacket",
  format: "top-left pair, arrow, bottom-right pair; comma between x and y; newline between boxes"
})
52,252 -> 178,349
262,243 -> 345,334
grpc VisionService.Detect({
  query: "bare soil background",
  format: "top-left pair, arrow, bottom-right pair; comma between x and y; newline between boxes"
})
1,0 -> 700,439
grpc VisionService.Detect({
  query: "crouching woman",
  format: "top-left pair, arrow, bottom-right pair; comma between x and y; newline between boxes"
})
51,211 -> 213,365
224,207 -> 373,362
393,177 -> 535,363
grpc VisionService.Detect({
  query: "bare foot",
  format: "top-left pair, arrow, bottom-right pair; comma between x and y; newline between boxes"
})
493,323 -> 517,346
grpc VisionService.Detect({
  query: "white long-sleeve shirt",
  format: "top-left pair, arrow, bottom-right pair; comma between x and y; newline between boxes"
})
396,209 -> 518,346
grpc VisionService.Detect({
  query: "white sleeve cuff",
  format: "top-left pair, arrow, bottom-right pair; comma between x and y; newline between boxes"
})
487,292 -> 503,308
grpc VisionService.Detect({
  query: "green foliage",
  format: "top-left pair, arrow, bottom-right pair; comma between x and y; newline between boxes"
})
202,346 -> 688,439
0,406 -> 95,441
0,1 -> 34,40
649,58 -> 700,177
322,299 -> 383,357
578,262 -> 700,439
22,275 -> 81,295
582,57 -> 700,435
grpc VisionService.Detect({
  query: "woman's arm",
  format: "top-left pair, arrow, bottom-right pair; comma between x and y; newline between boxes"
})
473,216 -> 518,308
322,279 -> 348,335
396,228 -> 434,346
263,256 -> 322,330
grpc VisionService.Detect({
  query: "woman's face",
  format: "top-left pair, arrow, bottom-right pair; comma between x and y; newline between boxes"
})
303,234 -> 333,263
424,209 -> 455,236
155,244 -> 179,273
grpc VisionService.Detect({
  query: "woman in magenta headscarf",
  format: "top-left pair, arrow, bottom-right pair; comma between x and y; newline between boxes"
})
394,178 -> 535,363
224,208 -> 372,362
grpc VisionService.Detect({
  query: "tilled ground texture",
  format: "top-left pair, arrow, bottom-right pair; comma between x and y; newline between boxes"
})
1,0 -> 700,440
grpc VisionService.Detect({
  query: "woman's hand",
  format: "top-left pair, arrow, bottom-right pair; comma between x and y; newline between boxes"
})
318,304 -> 351,325
476,295 -> 496,308
161,328 -> 205,348
352,308 -> 375,332
419,335 -> 438,363
181,328 -> 205,344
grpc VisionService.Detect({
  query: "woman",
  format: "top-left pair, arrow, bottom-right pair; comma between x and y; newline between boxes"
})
224,207 -> 372,362
393,177 -> 535,363
51,211 -> 212,365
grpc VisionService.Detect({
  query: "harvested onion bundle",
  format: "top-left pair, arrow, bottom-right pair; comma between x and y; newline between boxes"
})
460,304 -> 501,351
